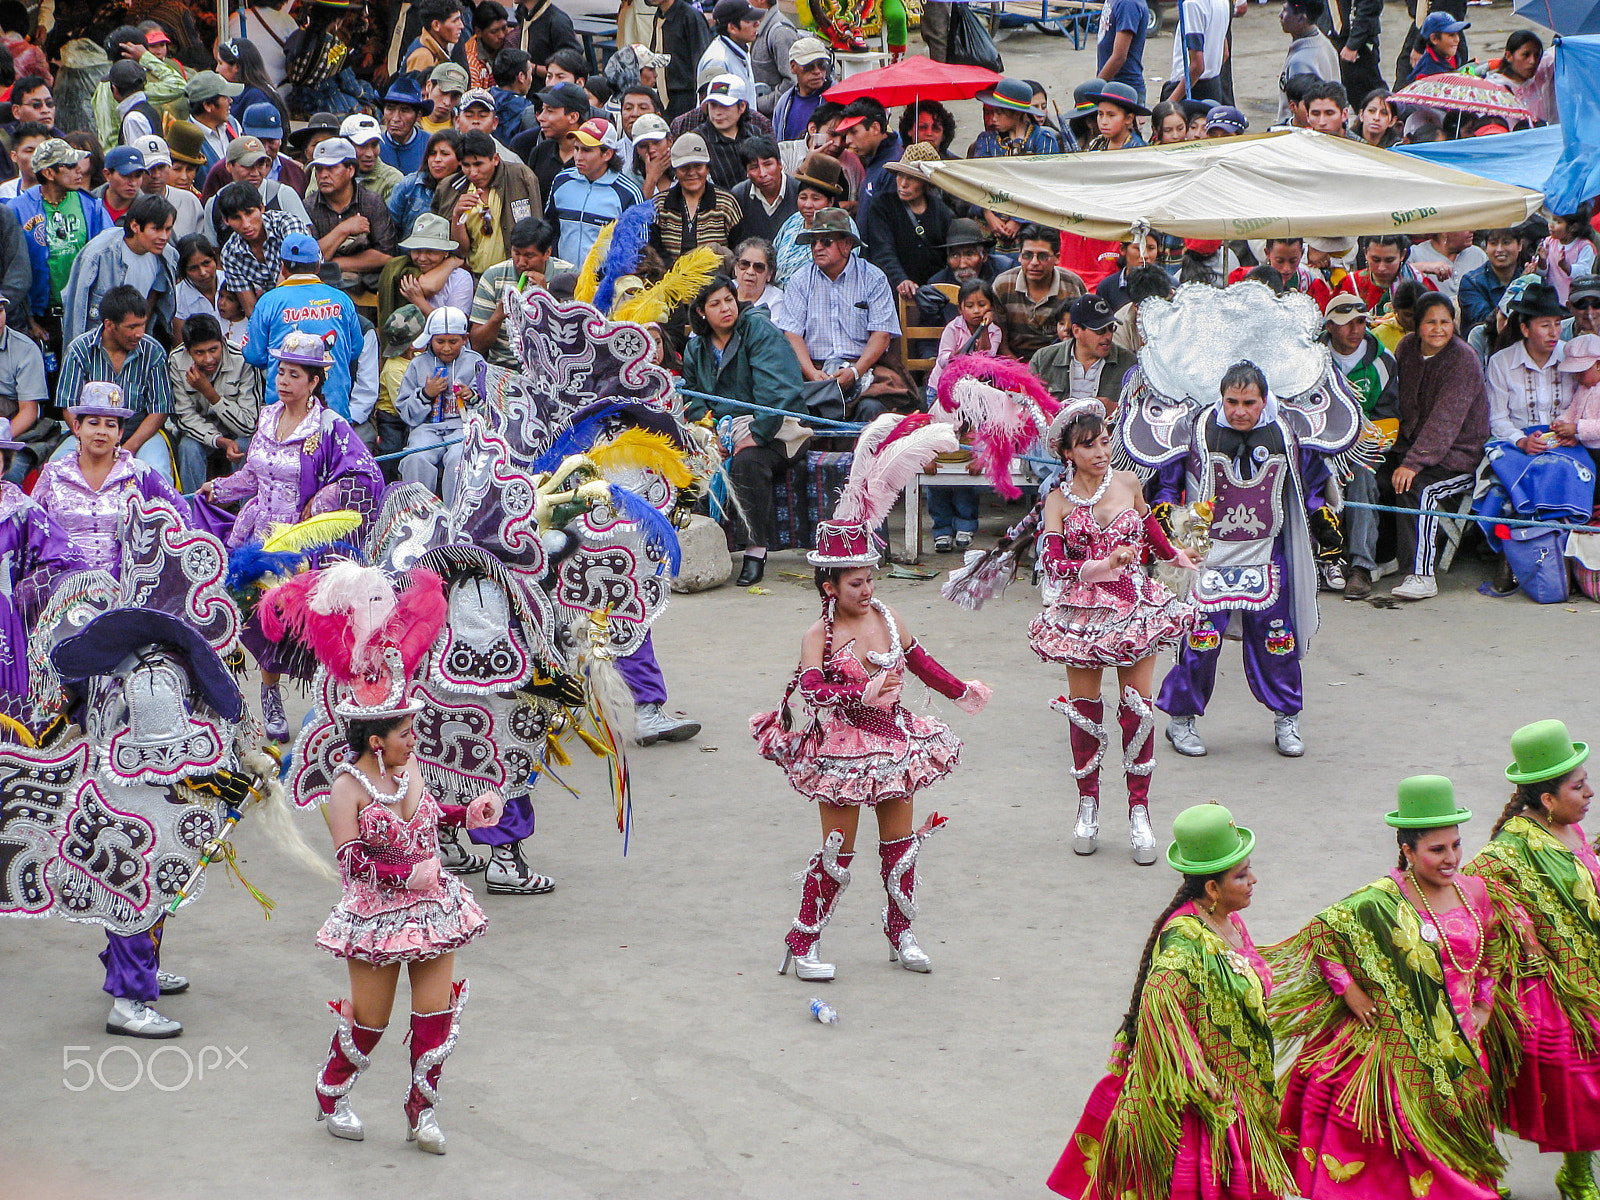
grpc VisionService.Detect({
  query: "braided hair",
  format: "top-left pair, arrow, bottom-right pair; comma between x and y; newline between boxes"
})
1491,773 -> 1570,838
1116,871 -> 1225,1048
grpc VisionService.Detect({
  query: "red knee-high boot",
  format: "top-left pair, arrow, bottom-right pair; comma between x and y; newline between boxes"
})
405,979 -> 467,1155
315,999 -> 385,1141
781,829 -> 854,982
1052,695 -> 1107,856
1118,687 -> 1158,866
880,813 -> 948,973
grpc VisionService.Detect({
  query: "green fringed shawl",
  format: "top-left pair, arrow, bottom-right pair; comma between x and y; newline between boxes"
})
1094,914 -> 1294,1200
1466,816 -> 1600,1057
1263,877 -> 1506,1182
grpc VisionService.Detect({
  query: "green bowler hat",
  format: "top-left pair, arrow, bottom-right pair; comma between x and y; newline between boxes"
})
1505,719 -> 1589,785
1385,774 -> 1473,828
1167,803 -> 1255,874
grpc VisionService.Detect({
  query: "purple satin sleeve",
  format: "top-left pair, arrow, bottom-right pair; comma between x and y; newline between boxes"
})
141,467 -> 193,523
303,414 -> 385,538
1300,448 -> 1332,511
1153,458 -> 1186,505
14,501 -> 89,623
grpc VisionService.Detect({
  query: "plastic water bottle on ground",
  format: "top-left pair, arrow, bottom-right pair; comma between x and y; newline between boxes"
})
810,998 -> 839,1025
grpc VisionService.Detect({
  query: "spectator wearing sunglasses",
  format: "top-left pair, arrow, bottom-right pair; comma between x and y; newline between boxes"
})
3,75 -> 65,146
1565,275 -> 1600,343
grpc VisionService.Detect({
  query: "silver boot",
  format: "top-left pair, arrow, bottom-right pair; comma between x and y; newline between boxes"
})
1129,803 -> 1158,866
321,1095 -> 364,1142
1072,798 -> 1099,855
408,1107 -> 446,1155
889,930 -> 932,972
779,944 -> 837,982
1165,715 -> 1206,756
1273,712 -> 1305,757
437,825 -> 489,875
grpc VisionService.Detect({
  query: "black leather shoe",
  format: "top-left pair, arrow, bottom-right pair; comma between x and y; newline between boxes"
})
737,555 -> 765,586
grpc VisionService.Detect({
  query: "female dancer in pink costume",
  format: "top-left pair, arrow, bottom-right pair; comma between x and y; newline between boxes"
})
1031,398 -> 1196,864
753,414 -> 990,982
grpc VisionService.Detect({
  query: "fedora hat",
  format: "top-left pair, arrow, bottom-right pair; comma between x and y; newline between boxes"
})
1385,775 -> 1473,829
796,207 -> 859,245
939,217 -> 991,249
978,76 -> 1042,117
1089,80 -> 1151,117
1505,718 -> 1589,785
1511,281 -> 1567,320
1166,803 -> 1255,874
793,151 -> 847,200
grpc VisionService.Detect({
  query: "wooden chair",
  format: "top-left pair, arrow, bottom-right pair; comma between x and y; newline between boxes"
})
898,283 -> 959,388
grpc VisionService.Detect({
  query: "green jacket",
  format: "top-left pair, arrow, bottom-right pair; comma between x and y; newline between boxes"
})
681,306 -> 806,444
93,51 -> 189,148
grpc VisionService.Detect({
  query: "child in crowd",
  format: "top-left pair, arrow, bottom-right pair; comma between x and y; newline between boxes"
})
1543,205 -> 1598,305
928,279 -> 1006,394
395,213 -> 475,316
395,307 -> 484,506
1552,334 -> 1600,449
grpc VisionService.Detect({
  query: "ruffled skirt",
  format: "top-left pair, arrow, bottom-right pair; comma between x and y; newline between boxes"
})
1502,974 -> 1600,1152
751,707 -> 961,807
1030,588 -> 1194,669
1048,1071 -> 1282,1200
316,873 -> 488,965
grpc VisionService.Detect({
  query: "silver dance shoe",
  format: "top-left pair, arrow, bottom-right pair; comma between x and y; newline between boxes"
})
1273,712 -> 1305,757
1165,716 -> 1206,757
1129,803 -> 1158,866
1072,797 -> 1099,855
317,1095 -> 364,1141
408,1107 -> 447,1155
156,969 -> 189,995
889,930 -> 932,973
779,944 -> 836,982
106,997 -> 182,1038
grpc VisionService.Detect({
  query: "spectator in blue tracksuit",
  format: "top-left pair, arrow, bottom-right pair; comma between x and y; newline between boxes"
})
544,116 -> 645,269
241,232 -> 364,416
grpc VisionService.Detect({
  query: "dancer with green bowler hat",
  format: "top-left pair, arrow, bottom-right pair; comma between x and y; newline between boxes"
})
1047,803 -> 1293,1199
1268,776 -> 1505,1199
1465,721 -> 1600,1200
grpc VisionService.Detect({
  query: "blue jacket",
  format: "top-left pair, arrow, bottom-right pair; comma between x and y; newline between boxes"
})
241,274 -> 364,417
387,171 -> 438,239
1458,263 -> 1514,334
380,127 -> 428,177
6,185 -> 112,317
544,166 -> 644,268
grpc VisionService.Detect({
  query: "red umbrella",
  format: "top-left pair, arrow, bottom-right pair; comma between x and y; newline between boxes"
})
823,55 -> 1002,106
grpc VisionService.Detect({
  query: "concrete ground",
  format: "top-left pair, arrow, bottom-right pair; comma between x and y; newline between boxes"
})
3,4 -> 1568,1198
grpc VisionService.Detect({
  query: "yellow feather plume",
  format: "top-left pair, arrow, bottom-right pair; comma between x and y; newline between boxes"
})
611,246 -> 720,326
589,427 -> 693,488
262,510 -> 363,554
574,222 -> 616,304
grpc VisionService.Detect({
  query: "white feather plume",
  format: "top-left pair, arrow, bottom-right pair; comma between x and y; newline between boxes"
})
833,417 -> 960,528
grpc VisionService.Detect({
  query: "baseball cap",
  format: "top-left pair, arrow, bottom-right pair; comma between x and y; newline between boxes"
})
1206,106 -> 1249,134
131,135 -> 172,167
1184,238 -> 1225,255
1569,274 -> 1600,302
712,0 -> 759,25
187,70 -> 244,105
460,88 -> 497,112
242,102 -> 284,140
382,304 -> 427,355
104,146 -> 148,176
1069,294 -> 1117,331
310,136 -> 358,168
670,132 -> 711,168
340,114 -> 383,145
538,81 -> 590,113
789,36 -> 831,66
414,305 -> 470,350
279,232 -> 323,266
574,117 -> 621,150
226,136 -> 271,167
703,73 -> 748,107
145,26 -> 171,45
1420,11 -> 1469,35
630,113 -> 670,144
109,59 -> 146,91
429,61 -> 470,94
1323,294 -> 1369,325
1558,333 -> 1600,373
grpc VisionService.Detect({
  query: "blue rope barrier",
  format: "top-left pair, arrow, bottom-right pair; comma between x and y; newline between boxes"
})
373,437 -> 464,463
675,387 -> 869,433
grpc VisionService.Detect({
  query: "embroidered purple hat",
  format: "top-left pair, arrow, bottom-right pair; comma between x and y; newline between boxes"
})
271,328 -> 337,366
68,381 -> 137,421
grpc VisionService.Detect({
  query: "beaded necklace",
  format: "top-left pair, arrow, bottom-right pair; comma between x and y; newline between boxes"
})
1407,868 -> 1484,974
1062,468 -> 1111,509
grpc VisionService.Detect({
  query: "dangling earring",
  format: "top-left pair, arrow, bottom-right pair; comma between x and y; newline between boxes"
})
374,741 -> 387,779
1206,900 -> 1217,916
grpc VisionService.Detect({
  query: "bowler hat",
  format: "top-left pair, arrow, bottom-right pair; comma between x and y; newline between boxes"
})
1385,775 -> 1473,828
1166,803 -> 1255,874
1505,719 -> 1589,784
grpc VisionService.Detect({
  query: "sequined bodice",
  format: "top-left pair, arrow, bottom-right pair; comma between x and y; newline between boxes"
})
1062,504 -> 1144,560
338,763 -> 441,859
826,638 -> 900,683
32,451 -> 142,574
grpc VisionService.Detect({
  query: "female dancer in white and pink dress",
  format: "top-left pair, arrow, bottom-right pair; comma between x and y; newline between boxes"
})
1031,398 -> 1198,866
752,414 -> 991,982
313,666 -> 504,1155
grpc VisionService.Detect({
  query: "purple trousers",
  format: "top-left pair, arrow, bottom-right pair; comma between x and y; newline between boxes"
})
101,919 -> 165,1002
615,631 -> 667,706
467,793 -> 537,847
1156,579 -> 1303,719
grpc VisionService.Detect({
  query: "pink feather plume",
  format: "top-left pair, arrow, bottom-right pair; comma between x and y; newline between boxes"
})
385,569 -> 447,678
256,565 -> 447,684
834,417 -> 959,527
934,356 -> 1062,499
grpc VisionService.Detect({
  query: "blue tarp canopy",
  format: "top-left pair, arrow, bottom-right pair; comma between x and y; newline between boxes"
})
1545,33 -> 1600,211
1394,124 -> 1566,191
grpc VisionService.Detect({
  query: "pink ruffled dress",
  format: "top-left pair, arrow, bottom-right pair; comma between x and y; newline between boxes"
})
316,780 -> 489,966
1281,871 -> 1498,1200
1030,503 -> 1195,669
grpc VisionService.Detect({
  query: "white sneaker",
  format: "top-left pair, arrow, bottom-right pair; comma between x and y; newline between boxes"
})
1373,559 -> 1400,582
107,997 -> 182,1038
1391,573 -> 1438,601
156,970 -> 189,995
634,702 -> 701,746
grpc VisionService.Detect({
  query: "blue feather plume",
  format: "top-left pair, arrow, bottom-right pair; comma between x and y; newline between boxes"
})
606,484 -> 681,575
594,202 -> 657,316
531,408 -> 619,474
226,542 -> 305,593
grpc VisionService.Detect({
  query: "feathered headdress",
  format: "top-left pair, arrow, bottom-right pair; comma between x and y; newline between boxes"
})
934,355 -> 1060,499
610,245 -> 720,326
809,413 -> 959,567
594,201 -> 657,315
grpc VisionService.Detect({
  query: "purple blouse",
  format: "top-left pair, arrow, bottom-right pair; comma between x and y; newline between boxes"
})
31,450 -> 192,577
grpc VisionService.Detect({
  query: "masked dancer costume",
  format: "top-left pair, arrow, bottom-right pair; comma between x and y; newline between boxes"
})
1118,283 -> 1371,759
1267,777 -> 1505,1200
753,414 -> 991,982
1466,720 -> 1600,1200
1048,804 -> 1292,1200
